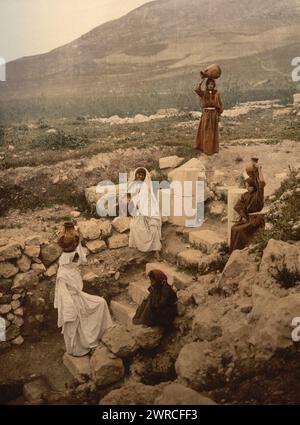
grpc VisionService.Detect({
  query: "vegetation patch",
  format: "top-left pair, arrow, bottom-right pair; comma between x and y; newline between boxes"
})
32,130 -> 87,150
253,169 -> 300,252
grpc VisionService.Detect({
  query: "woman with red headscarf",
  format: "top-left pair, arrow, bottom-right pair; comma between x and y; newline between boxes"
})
194,78 -> 224,155
132,270 -> 177,329
229,162 -> 266,253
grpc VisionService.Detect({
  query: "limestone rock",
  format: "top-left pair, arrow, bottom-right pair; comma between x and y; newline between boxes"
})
192,307 -> 223,342
249,286 -> 278,326
130,325 -> 163,349
0,304 -> 12,315
154,383 -> 216,405
63,353 -> 91,383
0,243 -> 22,262
168,158 -> 206,181
110,300 -> 135,327
83,272 -> 99,283
252,293 -> 300,362
99,220 -> 113,238
0,262 -> 19,279
107,234 -> 129,249
189,111 -> 201,120
12,271 -> 39,290
14,307 -> 24,316
177,249 -> 203,271
159,156 -> 184,170
218,249 -> 258,296
6,313 -> 15,321
102,325 -> 138,357
13,316 -> 24,327
6,324 -> 20,341
11,335 -> 24,345
112,216 -> 131,233
293,93 -> 300,107
24,245 -> 40,259
189,230 -> 226,253
78,219 -> 101,240
90,346 -> 125,386
177,282 -> 208,307
82,247 -> 90,258
45,264 -> 58,278
31,263 -> 47,275
11,300 -> 21,310
25,235 -> 45,246
17,255 -> 31,273
70,211 -> 81,218
0,238 -> 8,247
259,239 -> 300,288
86,240 -> 107,254
128,280 -> 148,305
198,252 -> 226,274
100,382 -> 167,405
40,243 -> 62,266
175,341 -> 225,390
238,299 -> 253,314
178,249 -> 224,275
23,377 -> 51,403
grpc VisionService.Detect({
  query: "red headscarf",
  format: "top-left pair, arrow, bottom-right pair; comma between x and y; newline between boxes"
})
148,269 -> 168,284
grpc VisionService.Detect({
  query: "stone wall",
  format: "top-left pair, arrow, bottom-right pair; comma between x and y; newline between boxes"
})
0,216 -> 133,351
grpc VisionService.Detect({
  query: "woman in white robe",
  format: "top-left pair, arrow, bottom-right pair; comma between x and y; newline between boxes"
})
128,167 -> 162,256
54,223 -> 113,357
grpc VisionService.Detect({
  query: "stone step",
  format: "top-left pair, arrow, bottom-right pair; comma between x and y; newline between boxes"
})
128,280 -> 149,305
63,353 -> 91,383
177,249 -> 204,271
145,261 -> 194,290
189,229 -> 226,253
110,300 -> 136,328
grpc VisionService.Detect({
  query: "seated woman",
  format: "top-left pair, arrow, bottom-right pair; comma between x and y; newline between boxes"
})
128,167 -> 162,259
230,162 -> 266,253
132,270 -> 177,329
54,222 -> 113,357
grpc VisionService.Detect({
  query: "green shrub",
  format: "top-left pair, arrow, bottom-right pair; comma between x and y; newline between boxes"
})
38,119 -> 50,129
33,130 -> 87,150
253,169 -> 300,252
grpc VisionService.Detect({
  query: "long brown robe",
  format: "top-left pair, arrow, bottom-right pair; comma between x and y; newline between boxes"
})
132,281 -> 177,328
230,173 -> 266,253
194,87 -> 224,155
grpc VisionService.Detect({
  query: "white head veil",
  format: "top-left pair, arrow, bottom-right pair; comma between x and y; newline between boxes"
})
128,167 -> 160,218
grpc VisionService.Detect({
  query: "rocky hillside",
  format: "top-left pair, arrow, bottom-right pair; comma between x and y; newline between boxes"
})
0,146 -> 300,404
1,0 -> 299,121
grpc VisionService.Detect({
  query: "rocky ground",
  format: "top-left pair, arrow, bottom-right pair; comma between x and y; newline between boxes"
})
0,100 -> 300,405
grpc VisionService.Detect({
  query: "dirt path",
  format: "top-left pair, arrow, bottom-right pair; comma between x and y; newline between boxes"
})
0,331 -> 73,392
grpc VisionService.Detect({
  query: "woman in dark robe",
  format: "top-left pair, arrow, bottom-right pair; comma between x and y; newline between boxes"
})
132,270 -> 177,329
194,78 -> 224,155
230,163 -> 266,253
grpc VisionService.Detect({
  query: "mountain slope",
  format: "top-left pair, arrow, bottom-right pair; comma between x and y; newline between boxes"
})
0,0 -> 299,121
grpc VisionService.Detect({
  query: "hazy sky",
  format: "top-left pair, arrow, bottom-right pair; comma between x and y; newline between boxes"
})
0,0 -> 151,63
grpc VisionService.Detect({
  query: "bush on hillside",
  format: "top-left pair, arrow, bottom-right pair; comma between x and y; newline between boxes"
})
33,130 -> 87,150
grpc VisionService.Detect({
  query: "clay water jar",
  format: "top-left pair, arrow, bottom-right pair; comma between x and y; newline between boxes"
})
200,64 -> 222,79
